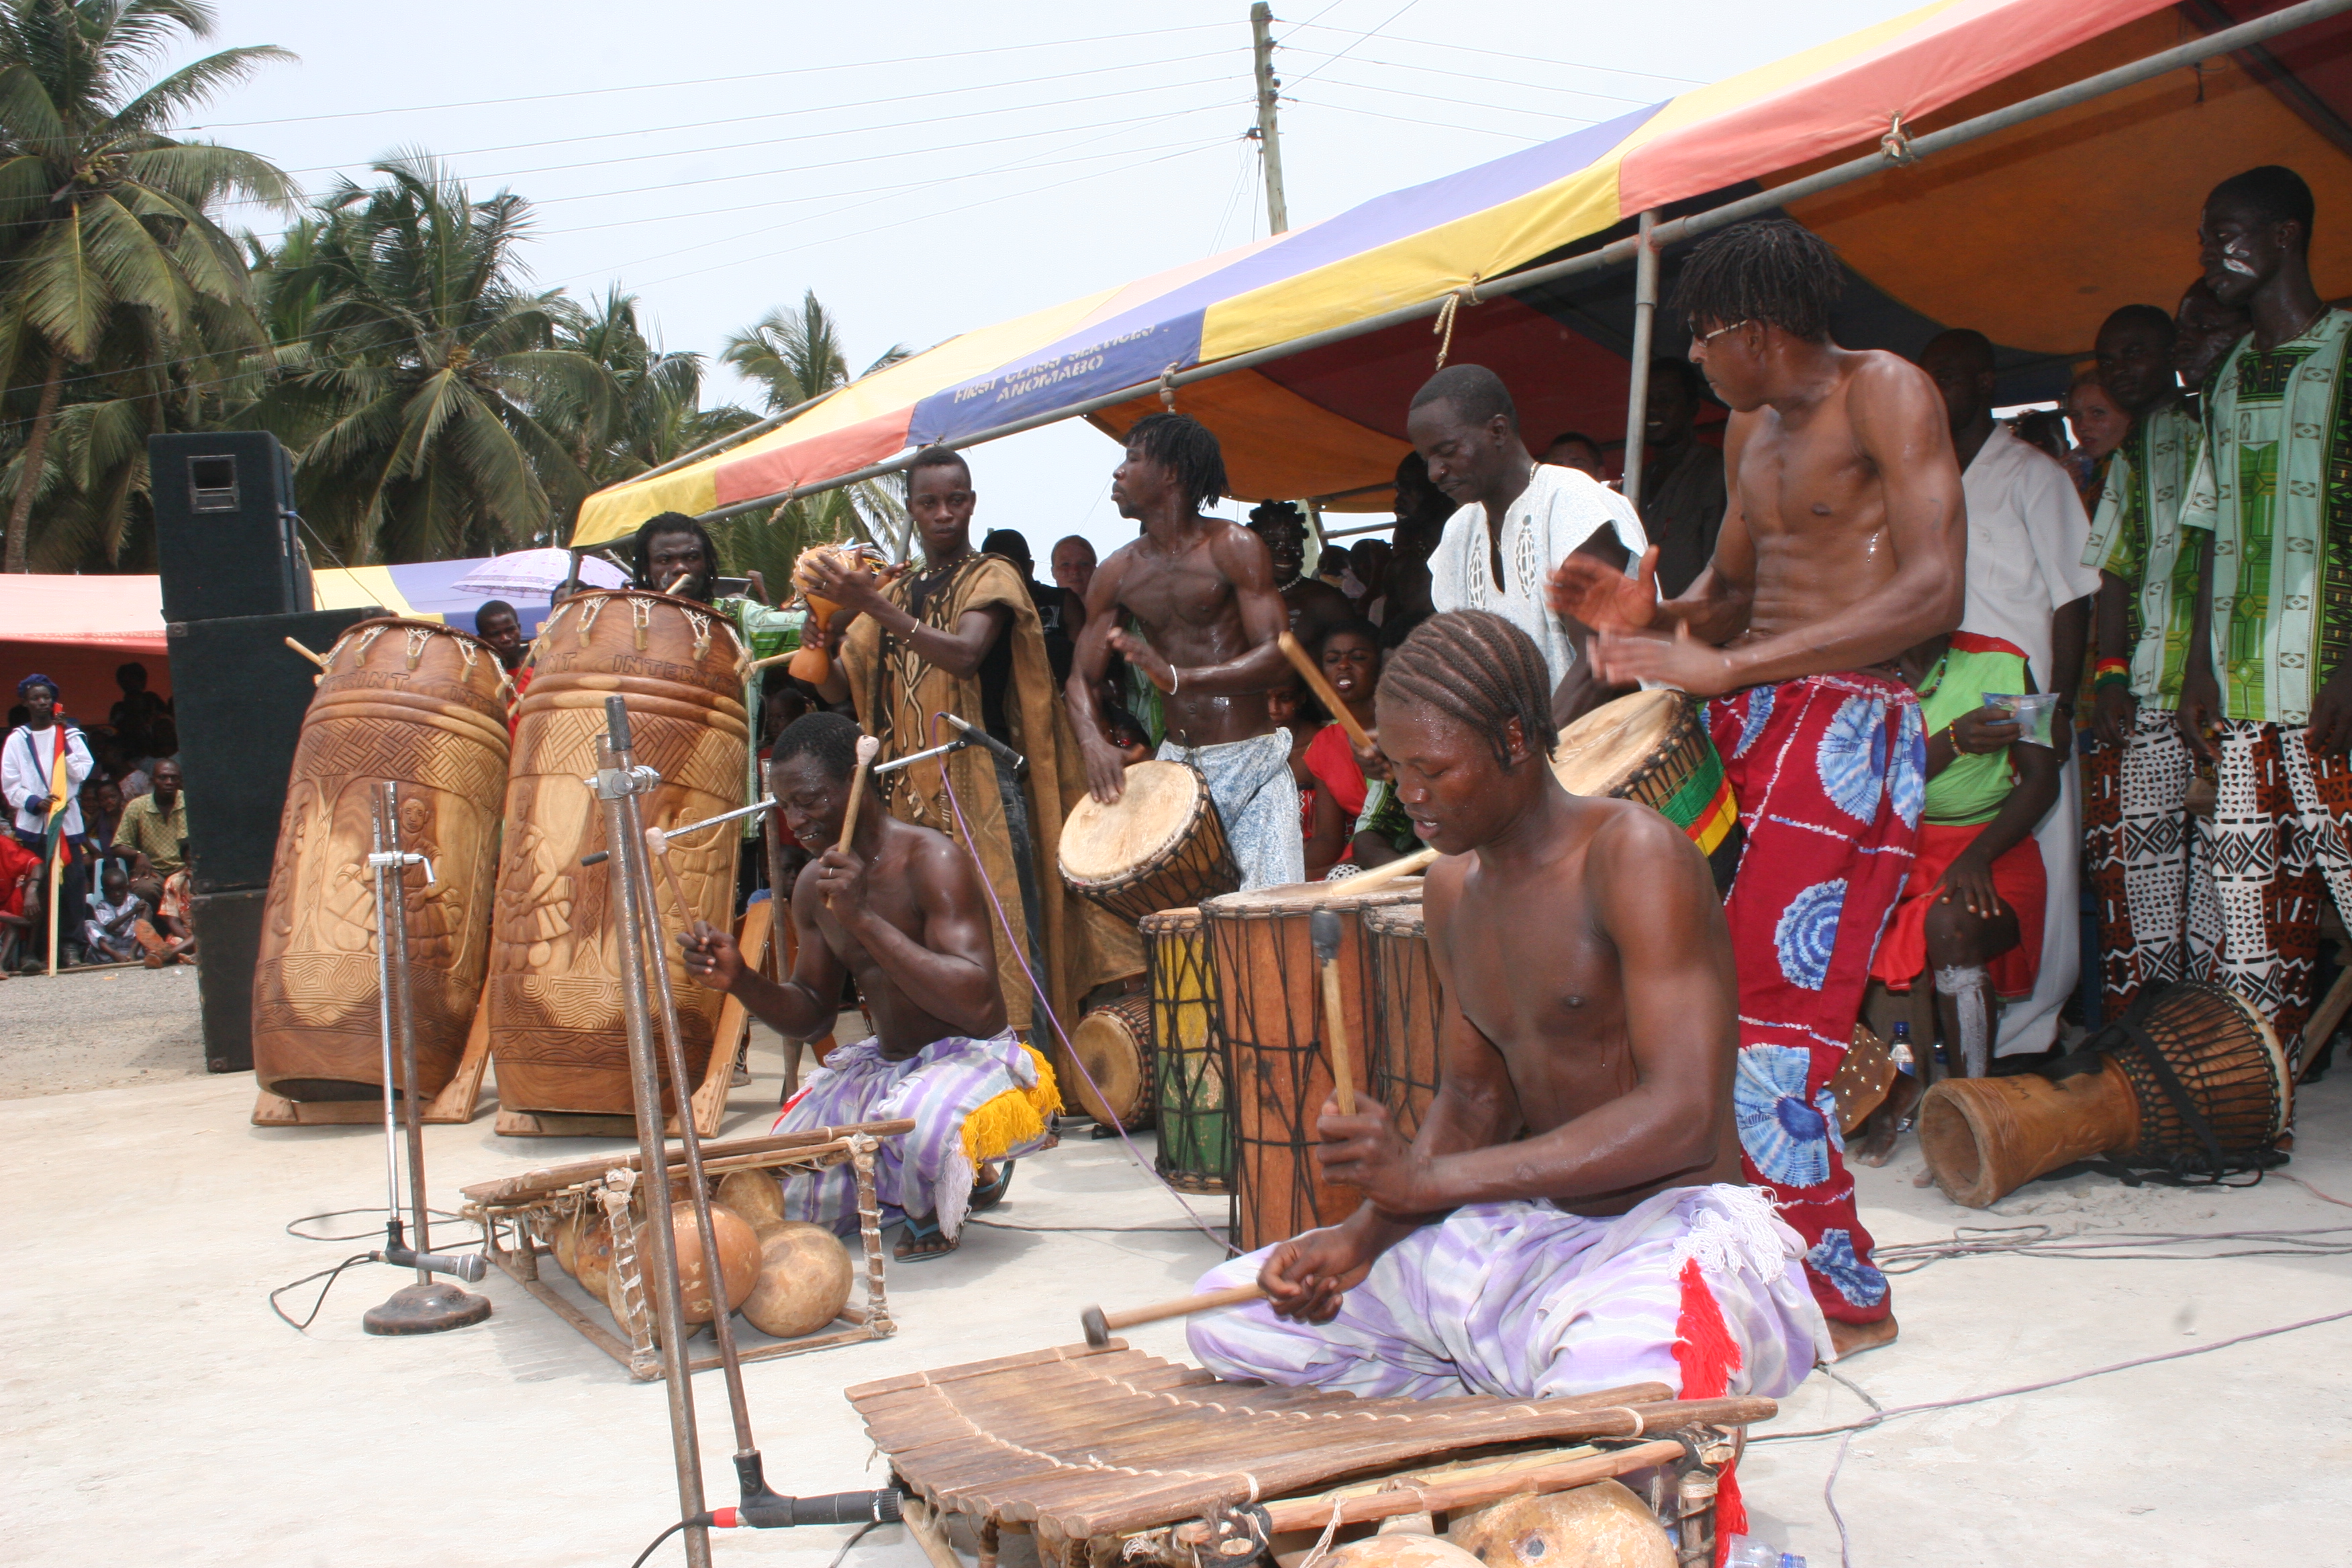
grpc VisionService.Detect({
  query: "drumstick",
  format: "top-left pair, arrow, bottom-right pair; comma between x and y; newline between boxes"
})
826,735 -> 883,905
1080,1283 -> 1264,1347
643,826 -> 700,933
1342,846 -> 1436,892
1310,908 -> 1358,1116
283,636 -> 328,669
1279,631 -> 1375,753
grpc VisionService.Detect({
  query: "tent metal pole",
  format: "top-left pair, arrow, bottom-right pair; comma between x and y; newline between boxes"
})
677,0 -> 2352,528
1620,209 -> 1661,512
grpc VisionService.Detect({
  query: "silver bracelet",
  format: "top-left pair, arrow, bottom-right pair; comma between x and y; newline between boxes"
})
1171,667 -> 1181,694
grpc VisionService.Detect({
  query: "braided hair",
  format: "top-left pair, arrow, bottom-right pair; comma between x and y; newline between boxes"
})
1123,412 -> 1228,512
1669,217 -> 1843,342
631,511 -> 720,587
1377,610 -> 1556,769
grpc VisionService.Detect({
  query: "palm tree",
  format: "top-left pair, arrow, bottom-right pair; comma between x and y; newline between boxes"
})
0,0 -> 297,570
256,155 -> 615,562
720,290 -> 912,554
546,285 -> 760,496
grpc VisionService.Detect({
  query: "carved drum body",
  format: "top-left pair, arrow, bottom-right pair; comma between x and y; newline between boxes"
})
489,591 -> 747,1117
252,619 -> 512,1101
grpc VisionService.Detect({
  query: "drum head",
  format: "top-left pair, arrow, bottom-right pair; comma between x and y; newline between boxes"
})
1361,903 -> 1426,939
1060,762 -> 1204,882
1069,1001 -> 1150,1128
1138,906 -> 1204,937
1552,689 -> 1685,797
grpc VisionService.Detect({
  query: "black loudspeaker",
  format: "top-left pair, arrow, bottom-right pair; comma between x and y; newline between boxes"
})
189,888 -> 267,1073
150,431 -> 312,622
167,606 -> 382,896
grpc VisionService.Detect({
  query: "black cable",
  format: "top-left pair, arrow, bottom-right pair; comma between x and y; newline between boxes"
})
268,1254 -> 376,1331
627,1520 -> 688,1568
285,1206 -> 469,1242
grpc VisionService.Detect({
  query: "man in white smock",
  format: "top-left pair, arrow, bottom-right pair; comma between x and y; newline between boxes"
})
1410,364 -> 1649,724
1919,329 -> 2099,1057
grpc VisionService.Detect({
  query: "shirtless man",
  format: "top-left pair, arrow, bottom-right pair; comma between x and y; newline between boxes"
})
1067,413 -> 1302,887
1190,611 -> 1827,1402
1551,218 -> 1965,1353
680,712 -> 1057,1261
1248,500 -> 1355,651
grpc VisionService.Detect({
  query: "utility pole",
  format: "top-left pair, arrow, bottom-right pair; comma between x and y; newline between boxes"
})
1250,2 -> 1289,235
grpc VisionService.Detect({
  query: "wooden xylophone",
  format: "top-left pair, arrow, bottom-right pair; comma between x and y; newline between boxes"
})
847,1340 -> 1772,1565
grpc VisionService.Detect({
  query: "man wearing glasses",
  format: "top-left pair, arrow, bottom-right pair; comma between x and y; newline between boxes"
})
1550,217 -> 1967,1358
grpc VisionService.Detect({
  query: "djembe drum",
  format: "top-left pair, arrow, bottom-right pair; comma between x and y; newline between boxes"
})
1552,689 -> 1740,886
1144,907 -> 1229,1193
1067,995 -> 1155,1131
1205,879 -> 1424,1251
1363,903 -> 1443,1139
1061,761 -> 1241,926
1918,981 -> 2293,1208
253,619 -> 511,1101
489,589 -> 747,1118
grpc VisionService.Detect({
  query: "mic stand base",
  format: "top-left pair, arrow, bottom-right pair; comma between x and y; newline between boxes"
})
363,1281 -> 493,1336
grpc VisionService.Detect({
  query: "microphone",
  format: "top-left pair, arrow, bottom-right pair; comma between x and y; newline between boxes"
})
706,1490 -> 905,1528
943,713 -> 1026,778
375,1241 -> 489,1283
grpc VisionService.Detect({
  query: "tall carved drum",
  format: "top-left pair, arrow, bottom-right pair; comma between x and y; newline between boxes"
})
252,620 -> 512,1101
489,591 -> 747,1118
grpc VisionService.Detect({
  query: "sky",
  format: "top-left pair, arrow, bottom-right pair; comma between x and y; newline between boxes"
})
168,0 -> 1918,562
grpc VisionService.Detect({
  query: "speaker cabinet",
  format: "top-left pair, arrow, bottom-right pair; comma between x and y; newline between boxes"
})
190,888 -> 267,1073
150,432 -> 313,622
166,606 -> 383,896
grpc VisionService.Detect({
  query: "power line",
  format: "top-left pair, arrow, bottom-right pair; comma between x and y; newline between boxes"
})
181,22 -> 1235,130
1285,21 -> 1706,88
1284,0 -> 1422,89
252,51 -> 1243,179
1303,69 -> 1600,128
1304,45 -> 1667,108
1293,96 -> 1544,142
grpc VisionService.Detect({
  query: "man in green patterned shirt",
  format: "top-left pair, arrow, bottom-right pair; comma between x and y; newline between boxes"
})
2173,165 -> 2352,1063
2079,304 -> 2210,1018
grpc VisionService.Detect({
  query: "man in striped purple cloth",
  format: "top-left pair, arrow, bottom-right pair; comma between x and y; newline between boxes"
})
1188,614 -> 1828,1439
681,712 -> 1059,1263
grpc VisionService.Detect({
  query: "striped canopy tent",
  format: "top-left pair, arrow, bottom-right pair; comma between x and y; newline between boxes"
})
573,0 -> 2352,544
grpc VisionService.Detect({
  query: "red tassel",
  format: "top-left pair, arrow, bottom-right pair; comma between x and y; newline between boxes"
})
1673,1258 -> 1747,1566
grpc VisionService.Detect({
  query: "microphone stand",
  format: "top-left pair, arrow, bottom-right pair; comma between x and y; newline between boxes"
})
362,780 -> 491,1334
597,696 -> 799,1536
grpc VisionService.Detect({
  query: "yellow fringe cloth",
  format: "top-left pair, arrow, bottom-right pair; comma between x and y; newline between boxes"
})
959,1044 -> 1063,1167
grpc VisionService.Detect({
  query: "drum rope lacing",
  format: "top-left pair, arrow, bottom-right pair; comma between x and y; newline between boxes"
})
927,711 -> 1240,1256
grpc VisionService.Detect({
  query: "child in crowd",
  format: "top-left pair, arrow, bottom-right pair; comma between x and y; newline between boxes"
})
1853,631 -> 2060,1163
1265,676 -> 1329,875
81,864 -> 148,965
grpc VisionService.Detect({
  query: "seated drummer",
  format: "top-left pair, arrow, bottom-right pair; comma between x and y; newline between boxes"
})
1189,611 -> 1828,1401
679,713 -> 1060,1262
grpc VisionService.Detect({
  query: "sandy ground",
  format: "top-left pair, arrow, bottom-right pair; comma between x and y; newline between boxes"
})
0,962 -> 209,1097
3,991 -> 2350,1568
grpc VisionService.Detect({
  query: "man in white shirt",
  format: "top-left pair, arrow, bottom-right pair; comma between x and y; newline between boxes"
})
1411,364 -> 1647,724
1919,330 -> 2100,1057
5,673 -> 94,961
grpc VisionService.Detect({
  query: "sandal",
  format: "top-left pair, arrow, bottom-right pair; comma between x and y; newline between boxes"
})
895,1214 -> 959,1263
969,1161 -> 1016,1215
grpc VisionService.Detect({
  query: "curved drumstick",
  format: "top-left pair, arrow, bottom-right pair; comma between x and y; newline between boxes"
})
826,735 -> 883,905
1278,632 -> 1374,752
644,826 -> 701,934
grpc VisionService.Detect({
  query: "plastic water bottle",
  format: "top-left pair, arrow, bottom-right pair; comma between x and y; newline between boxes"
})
1890,1019 -> 1914,1075
1722,1537 -> 1806,1568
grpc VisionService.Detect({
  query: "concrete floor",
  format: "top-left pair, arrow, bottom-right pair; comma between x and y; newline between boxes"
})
3,987 -> 2350,1568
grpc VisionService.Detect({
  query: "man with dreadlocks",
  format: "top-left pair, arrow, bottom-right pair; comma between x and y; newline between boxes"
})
1189,611 -> 1827,1432
1551,217 -> 1966,1353
630,510 -> 809,851
1067,412 -> 1303,887
808,448 -> 1136,1040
